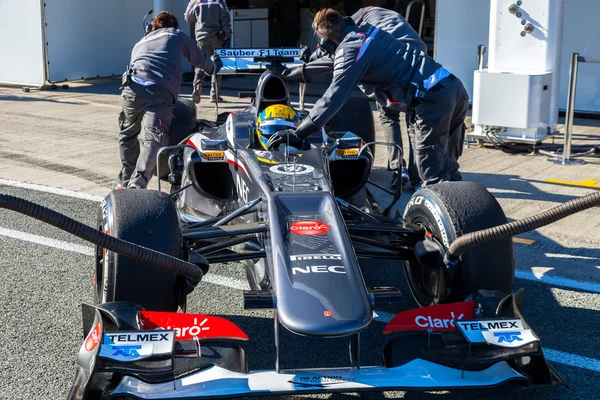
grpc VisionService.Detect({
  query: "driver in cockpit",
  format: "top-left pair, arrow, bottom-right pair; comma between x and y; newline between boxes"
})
253,105 -> 300,150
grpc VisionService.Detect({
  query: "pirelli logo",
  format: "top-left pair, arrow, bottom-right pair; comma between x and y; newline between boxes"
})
336,149 -> 359,158
202,151 -> 225,160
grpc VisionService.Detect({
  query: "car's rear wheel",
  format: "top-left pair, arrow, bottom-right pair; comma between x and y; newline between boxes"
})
94,189 -> 183,311
403,181 -> 515,306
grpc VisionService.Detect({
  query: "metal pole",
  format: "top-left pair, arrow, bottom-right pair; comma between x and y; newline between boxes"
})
549,52 -> 585,165
477,45 -> 487,71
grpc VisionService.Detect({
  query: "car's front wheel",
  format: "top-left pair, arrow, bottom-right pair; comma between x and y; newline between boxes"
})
94,189 -> 184,311
403,181 -> 515,306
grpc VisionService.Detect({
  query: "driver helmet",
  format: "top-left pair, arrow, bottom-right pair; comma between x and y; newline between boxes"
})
255,105 -> 299,150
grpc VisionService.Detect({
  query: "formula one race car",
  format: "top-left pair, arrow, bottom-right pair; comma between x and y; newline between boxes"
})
0,50 -> 582,398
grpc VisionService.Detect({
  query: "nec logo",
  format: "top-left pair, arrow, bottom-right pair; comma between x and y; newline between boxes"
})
493,331 -> 523,343
111,345 -> 142,358
292,265 -> 346,275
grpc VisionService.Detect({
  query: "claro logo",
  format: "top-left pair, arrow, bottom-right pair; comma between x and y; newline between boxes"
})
290,221 -> 329,236
383,301 -> 475,334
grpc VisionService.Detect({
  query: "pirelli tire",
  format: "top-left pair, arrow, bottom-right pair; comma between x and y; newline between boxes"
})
94,189 -> 183,312
403,181 -> 515,306
328,96 -> 376,158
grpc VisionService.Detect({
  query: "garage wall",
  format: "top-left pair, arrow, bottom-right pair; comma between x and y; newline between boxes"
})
44,0 -> 153,82
0,0 -> 46,86
435,0 -> 600,113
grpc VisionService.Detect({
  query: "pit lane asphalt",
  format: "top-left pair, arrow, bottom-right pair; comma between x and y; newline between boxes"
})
1,183 -> 599,400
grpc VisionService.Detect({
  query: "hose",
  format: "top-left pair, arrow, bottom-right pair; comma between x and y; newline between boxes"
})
446,191 -> 600,264
0,194 -> 205,282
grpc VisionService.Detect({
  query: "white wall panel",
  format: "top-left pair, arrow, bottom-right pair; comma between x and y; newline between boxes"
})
44,0 -> 152,82
0,0 -> 45,86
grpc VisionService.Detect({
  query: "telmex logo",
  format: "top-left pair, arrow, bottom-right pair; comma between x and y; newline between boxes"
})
336,149 -> 359,157
106,333 -> 170,342
457,320 -> 522,331
202,151 -> 224,160
290,221 -> 329,236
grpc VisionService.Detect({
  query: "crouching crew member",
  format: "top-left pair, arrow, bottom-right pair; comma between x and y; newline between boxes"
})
267,9 -> 468,187
117,11 -> 222,190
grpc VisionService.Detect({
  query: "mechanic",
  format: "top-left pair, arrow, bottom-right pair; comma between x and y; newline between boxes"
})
185,0 -> 232,103
273,7 -> 427,189
117,11 -> 222,190
267,9 -> 468,187
254,104 -> 300,150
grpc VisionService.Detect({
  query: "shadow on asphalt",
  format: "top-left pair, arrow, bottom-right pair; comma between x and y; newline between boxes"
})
0,94 -> 82,105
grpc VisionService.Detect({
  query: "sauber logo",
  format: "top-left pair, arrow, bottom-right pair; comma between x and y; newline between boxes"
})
290,221 -> 329,236
383,301 -> 475,334
84,321 -> 101,351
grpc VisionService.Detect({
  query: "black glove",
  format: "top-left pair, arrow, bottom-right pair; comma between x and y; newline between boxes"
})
265,63 -> 287,77
223,37 -> 231,48
267,129 -> 301,150
211,54 -> 223,75
299,46 -> 312,63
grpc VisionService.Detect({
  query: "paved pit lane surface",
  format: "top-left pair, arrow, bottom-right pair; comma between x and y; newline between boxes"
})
1,183 -> 599,400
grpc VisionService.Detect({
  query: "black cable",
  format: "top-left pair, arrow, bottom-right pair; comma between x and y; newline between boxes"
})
0,194 -> 204,282
446,191 -> 600,263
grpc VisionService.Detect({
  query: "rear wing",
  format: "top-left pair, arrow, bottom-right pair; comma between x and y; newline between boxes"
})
215,48 -> 304,74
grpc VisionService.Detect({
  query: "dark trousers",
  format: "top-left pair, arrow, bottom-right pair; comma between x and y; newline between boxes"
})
407,78 -> 469,186
194,36 -> 223,98
377,104 -> 420,184
118,82 -> 174,189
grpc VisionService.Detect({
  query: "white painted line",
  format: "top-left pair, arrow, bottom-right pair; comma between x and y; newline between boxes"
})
544,349 -> 600,373
0,227 -> 94,256
0,179 -> 104,202
515,269 -> 600,293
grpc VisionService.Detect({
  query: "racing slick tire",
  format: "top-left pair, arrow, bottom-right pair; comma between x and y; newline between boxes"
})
155,98 -> 198,180
329,96 -> 376,158
403,181 -> 515,306
94,189 -> 183,311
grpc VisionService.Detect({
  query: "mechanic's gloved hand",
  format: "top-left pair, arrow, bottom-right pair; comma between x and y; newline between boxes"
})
267,129 -> 301,150
265,63 -> 287,77
211,54 -> 223,75
299,46 -> 312,63
224,37 -> 231,48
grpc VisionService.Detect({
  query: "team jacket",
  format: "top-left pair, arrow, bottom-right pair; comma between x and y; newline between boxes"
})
284,7 -> 427,85
308,24 -> 441,128
184,0 -> 232,42
130,28 -> 215,99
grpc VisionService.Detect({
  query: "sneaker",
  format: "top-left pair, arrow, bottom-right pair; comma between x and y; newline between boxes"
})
127,183 -> 141,189
192,83 -> 202,104
401,166 -> 410,185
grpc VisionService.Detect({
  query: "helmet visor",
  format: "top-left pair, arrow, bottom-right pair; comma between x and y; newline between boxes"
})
258,119 -> 298,136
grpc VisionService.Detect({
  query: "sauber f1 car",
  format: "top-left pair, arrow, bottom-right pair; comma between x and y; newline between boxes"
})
3,50 -> 599,399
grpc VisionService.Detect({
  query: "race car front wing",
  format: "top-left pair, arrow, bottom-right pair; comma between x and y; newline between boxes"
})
109,360 -> 526,399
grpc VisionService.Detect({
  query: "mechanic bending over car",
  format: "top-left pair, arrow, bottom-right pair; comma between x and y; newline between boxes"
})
267,9 -> 469,188
185,0 -> 232,104
273,6 -> 426,188
117,11 -> 223,190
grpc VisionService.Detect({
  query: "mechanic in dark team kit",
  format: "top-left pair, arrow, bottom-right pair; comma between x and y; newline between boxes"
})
185,0 -> 232,103
117,11 -> 222,190
268,9 -> 468,187
276,6 -> 427,189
